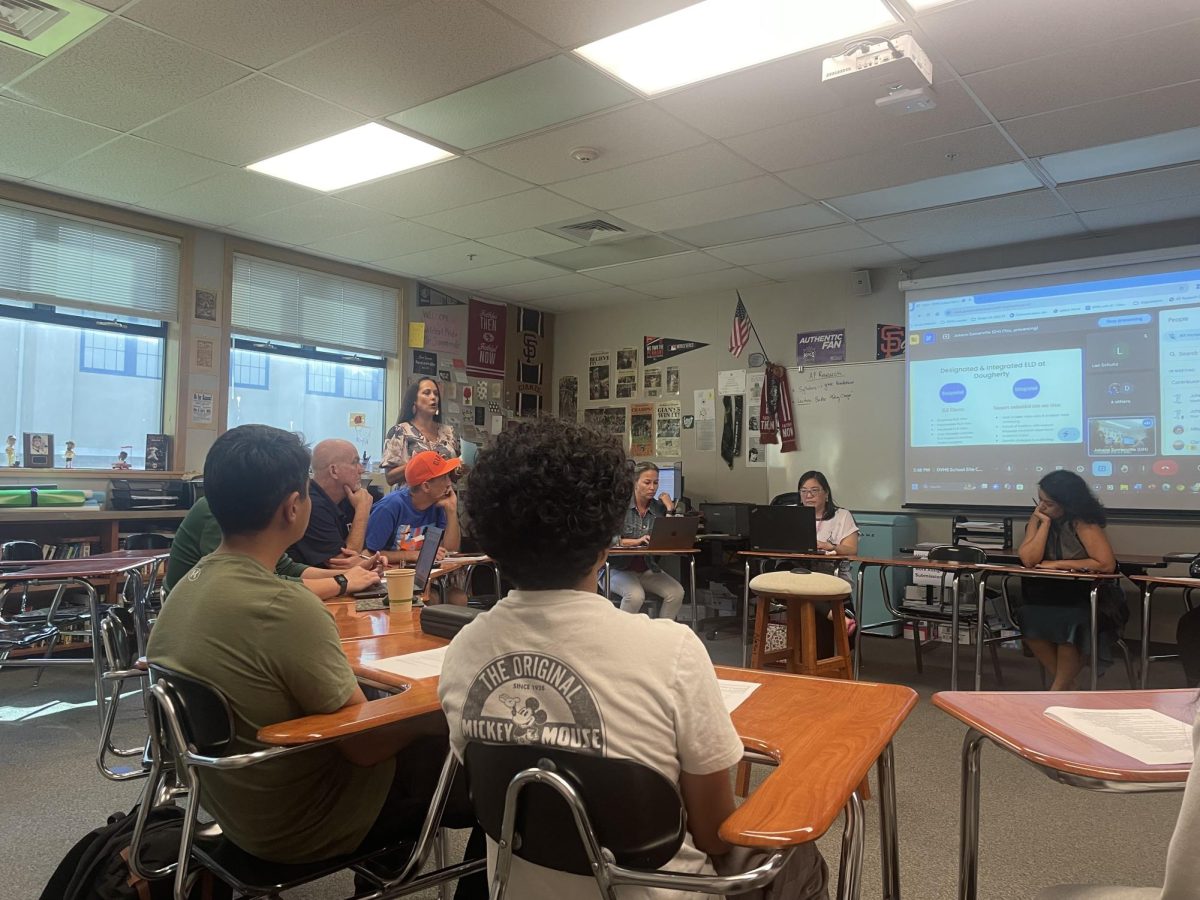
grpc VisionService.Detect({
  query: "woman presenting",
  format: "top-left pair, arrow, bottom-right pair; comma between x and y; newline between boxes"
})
609,462 -> 685,620
1017,470 -> 1122,691
381,377 -> 461,487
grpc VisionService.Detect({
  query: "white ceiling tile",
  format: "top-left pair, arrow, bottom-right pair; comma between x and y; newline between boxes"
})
859,190 -> 1069,244
550,142 -> 763,209
777,125 -> 1021,200
0,98 -> 118,180
708,225 -> 881,266
1058,164 -> 1200,213
482,0 -> 696,47
1039,126 -> 1200,185
612,175 -> 806,233
724,82 -> 990,172
137,169 -> 319,225
268,0 -> 554,117
3,19 -> 248,131
667,204 -> 843,247
633,267 -> 772,300
336,158 -> 528,218
303,220 -> 462,261
918,0 -> 1200,75
889,215 -> 1089,259
487,273 -> 609,301
582,251 -> 729,286
387,55 -> 633,151
435,259 -> 570,290
0,44 -> 38,87
479,228 -> 581,257
964,19 -> 1200,121
231,197 -> 396,246
1003,80 -> 1200,158
123,0 -> 396,70
34,136 -> 228,204
748,246 -> 912,281
375,241 -> 519,277
537,286 -> 657,312
135,75 -> 366,166
415,188 -> 593,239
472,102 -> 708,184
1079,197 -> 1200,231
82,0 -> 125,9
828,162 -> 1042,219
654,51 -> 851,140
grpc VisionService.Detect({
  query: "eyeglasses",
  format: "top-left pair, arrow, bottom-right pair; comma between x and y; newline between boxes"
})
798,488 -> 823,497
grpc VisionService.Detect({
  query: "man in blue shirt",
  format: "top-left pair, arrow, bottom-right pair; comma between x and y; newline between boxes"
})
365,450 -> 461,566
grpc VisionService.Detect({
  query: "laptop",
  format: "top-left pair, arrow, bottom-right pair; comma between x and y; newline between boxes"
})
413,524 -> 445,593
749,505 -> 817,554
646,515 -> 700,550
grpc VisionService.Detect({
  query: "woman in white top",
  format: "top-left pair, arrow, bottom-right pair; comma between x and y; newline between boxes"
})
798,470 -> 859,586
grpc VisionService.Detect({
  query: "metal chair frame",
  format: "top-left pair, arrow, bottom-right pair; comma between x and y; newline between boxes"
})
96,607 -> 151,781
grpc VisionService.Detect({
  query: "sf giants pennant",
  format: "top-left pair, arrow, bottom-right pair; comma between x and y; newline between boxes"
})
644,336 -> 708,364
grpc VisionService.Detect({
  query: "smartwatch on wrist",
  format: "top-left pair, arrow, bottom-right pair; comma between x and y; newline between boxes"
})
333,574 -> 349,597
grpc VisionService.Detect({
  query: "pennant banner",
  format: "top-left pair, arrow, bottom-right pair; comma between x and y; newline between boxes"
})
644,336 -> 708,364
417,282 -> 464,306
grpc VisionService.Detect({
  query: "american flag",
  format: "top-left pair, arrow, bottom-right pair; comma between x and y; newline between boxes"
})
729,294 -> 751,357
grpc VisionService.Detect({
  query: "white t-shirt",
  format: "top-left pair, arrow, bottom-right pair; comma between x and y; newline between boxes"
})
439,589 -> 745,900
815,507 -> 859,584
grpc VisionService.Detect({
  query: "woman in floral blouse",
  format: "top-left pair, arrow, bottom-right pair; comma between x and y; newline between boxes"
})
382,377 -> 461,486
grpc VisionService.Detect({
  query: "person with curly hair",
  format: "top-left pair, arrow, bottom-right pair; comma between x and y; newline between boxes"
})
1017,470 -> 1123,690
438,419 -> 828,900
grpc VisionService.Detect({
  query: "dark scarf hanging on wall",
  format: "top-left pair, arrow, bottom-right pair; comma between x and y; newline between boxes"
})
759,364 -> 797,452
720,394 -> 743,469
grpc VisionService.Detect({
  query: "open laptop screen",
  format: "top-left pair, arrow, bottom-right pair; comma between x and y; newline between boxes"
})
413,524 -> 445,593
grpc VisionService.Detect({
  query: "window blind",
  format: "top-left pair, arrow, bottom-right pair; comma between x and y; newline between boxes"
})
231,254 -> 399,357
0,201 -> 180,321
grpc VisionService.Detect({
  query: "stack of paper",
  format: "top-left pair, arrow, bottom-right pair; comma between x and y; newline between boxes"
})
1044,706 -> 1194,765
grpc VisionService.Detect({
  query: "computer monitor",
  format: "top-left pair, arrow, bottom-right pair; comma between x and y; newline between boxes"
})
656,463 -> 683,502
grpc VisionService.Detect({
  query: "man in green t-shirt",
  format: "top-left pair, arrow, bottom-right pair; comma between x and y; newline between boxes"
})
148,424 -> 463,866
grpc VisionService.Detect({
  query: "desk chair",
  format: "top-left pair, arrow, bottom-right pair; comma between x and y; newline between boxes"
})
0,539 -> 90,633
97,607 -> 150,781
463,742 -> 792,900
122,532 -> 172,629
770,492 -> 799,506
136,665 -> 482,900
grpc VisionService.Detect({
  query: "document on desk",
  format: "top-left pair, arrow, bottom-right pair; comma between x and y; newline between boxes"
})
444,554 -> 490,564
1044,707 -> 1194,765
372,647 -> 448,680
717,680 -> 760,713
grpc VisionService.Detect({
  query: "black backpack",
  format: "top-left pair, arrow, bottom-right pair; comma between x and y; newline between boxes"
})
40,804 -> 230,900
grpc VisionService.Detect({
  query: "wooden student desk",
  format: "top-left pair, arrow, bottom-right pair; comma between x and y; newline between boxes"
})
326,601 -> 422,641
1130,574 -> 1200,688
259,627 -> 918,900
934,689 -> 1193,900
604,546 -> 699,631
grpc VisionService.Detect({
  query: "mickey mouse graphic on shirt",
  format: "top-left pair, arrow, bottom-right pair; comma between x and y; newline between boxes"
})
499,693 -> 548,744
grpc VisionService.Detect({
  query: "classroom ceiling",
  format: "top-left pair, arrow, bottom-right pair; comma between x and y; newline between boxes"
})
2,0 -> 1200,311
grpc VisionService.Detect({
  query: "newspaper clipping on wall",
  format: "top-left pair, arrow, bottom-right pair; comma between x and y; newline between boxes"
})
558,376 -> 578,421
583,406 -> 627,436
588,350 -> 611,401
655,401 -> 681,457
745,371 -> 766,467
643,366 -> 663,398
630,403 -> 654,456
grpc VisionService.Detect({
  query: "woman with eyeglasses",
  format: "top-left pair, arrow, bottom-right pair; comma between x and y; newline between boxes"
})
798,470 -> 859,586
1017,470 -> 1123,691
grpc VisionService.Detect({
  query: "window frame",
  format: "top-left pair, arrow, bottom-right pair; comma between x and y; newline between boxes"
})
231,336 -> 385,400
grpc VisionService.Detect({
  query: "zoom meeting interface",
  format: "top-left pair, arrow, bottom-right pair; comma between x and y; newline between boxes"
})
905,267 -> 1200,511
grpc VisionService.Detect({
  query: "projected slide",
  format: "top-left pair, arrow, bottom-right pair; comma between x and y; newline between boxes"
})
905,263 -> 1200,512
911,350 -> 1081,447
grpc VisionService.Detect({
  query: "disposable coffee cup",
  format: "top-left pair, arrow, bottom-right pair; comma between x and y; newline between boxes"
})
384,568 -> 415,613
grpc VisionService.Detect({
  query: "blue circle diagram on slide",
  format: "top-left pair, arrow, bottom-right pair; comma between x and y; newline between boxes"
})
1012,377 -> 1040,399
1058,427 -> 1081,441
939,382 -> 967,403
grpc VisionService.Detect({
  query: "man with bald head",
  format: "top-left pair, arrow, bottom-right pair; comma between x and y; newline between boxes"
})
289,438 -> 373,571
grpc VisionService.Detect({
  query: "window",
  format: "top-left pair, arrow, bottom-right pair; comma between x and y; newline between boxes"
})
1,301 -> 167,468
228,338 -> 386,457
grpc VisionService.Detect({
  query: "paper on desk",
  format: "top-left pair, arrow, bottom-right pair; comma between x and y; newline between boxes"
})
717,679 -> 760,713
444,554 -> 489,564
1044,706 -> 1194,765
371,647 -> 448,680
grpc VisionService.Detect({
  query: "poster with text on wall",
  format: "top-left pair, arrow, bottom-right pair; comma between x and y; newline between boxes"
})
421,306 -> 465,355
797,329 -> 846,366
630,403 -> 654,456
694,388 -> 716,453
466,298 -> 507,379
643,366 -> 663,398
655,401 -> 682,458
745,371 -> 766,467
583,406 -> 626,436
588,350 -> 611,401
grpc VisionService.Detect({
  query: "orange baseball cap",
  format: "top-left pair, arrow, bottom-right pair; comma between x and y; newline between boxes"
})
405,450 -> 462,487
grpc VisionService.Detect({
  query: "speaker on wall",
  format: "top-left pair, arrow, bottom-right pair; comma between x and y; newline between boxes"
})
850,269 -> 872,296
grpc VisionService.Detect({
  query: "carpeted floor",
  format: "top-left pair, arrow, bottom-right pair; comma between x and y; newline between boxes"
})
1,631 -> 1189,899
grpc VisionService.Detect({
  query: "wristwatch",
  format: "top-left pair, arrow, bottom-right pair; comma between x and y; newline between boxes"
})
333,574 -> 349,597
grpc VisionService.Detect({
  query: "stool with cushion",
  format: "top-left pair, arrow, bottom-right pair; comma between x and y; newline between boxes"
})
748,570 -> 853,679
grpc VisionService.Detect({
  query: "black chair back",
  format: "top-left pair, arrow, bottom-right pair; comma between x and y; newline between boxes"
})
101,607 -> 139,669
124,533 -> 173,550
929,544 -> 987,565
1,540 -> 43,561
464,743 -> 684,876
1190,554 -> 1200,580
770,492 -> 799,506
149,664 -> 235,757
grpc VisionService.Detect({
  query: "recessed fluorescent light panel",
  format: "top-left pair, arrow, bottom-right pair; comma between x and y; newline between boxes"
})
906,0 -> 961,9
247,123 -> 454,192
574,0 -> 898,95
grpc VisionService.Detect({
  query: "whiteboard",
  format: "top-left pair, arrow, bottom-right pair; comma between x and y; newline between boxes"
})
764,360 -> 904,511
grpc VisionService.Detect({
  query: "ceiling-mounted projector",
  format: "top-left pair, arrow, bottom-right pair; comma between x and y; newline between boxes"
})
821,34 -> 933,104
